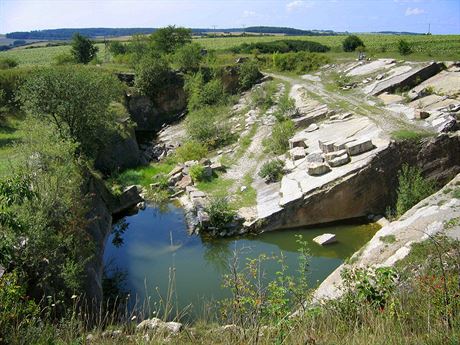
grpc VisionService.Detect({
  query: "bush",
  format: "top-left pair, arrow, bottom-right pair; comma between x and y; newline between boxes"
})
53,53 -> 76,65
342,35 -> 365,52
108,41 -> 127,56
205,197 -> 236,229
185,106 -> 234,148
395,164 -> 435,217
0,57 -> 18,70
135,56 -> 172,100
263,119 -> 295,154
272,52 -> 330,73
150,25 -> 192,54
259,159 -> 285,183
185,73 -> 227,111
173,42 -> 203,71
0,67 -> 30,114
238,60 -> 262,91
250,81 -> 277,111
189,164 -> 211,182
173,141 -> 208,162
274,93 -> 296,121
398,39 -> 412,56
231,39 -> 330,54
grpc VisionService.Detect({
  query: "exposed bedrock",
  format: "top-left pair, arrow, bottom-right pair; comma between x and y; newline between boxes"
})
82,174 -> 143,310
256,133 -> 460,232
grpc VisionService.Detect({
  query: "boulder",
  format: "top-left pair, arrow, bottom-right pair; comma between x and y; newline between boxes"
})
202,166 -> 213,179
176,175 -> 192,189
313,233 -> 337,245
289,147 -> 307,160
136,318 -> 183,334
197,210 -> 210,227
345,138 -> 374,156
306,123 -> 319,132
210,162 -> 225,172
168,172 -> 183,186
415,109 -> 430,120
113,185 -> 143,214
307,162 -> 331,176
168,165 -> 184,177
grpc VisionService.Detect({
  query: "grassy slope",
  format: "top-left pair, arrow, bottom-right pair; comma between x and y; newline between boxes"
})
0,116 -> 25,176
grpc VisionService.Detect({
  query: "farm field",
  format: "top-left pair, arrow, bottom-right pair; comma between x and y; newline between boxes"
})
1,34 -> 459,66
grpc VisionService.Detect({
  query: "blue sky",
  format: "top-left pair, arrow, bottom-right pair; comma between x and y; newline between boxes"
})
1,0 -> 459,34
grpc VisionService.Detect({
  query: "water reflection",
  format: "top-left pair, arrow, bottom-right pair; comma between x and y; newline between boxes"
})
103,203 -> 378,314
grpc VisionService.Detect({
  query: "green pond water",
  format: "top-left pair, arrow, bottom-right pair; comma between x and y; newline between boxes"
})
104,203 -> 378,316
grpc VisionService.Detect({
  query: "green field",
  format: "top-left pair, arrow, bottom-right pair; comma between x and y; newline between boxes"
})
1,34 -> 459,66
196,34 -> 460,60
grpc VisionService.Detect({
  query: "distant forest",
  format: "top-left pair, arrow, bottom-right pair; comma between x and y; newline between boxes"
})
6,26 -> 340,40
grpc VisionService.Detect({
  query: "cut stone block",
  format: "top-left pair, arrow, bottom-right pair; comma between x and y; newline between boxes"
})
328,153 -> 351,167
168,165 -> 183,177
333,138 -> 357,151
318,140 -> 336,153
289,147 -> 307,160
345,138 -> 374,156
289,135 -> 308,149
210,162 -> 224,172
313,233 -> 337,245
307,162 -> 331,176
305,152 -> 324,163
324,149 -> 348,162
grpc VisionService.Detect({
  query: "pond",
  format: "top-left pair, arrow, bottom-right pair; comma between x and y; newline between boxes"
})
103,203 -> 378,318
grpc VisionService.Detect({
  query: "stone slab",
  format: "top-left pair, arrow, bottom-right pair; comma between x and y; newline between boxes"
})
313,233 -> 337,245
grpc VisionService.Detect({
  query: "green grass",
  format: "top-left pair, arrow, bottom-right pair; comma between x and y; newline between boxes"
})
0,116 -> 25,176
110,162 -> 174,189
391,129 -> 433,141
453,187 -> 460,199
196,174 -> 235,198
379,234 -> 396,244
232,173 -> 257,208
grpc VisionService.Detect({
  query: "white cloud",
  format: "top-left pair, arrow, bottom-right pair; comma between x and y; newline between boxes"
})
286,1 -> 315,12
242,10 -> 256,18
405,7 -> 427,16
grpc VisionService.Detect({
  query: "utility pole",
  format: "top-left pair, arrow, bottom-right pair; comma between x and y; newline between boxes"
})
212,25 -> 217,37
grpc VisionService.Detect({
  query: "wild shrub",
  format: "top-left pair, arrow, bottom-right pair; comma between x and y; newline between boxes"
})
0,57 -> 18,70
238,60 -> 262,91
150,25 -> 192,54
53,53 -> 76,65
274,93 -> 296,121
250,81 -> 277,111
185,72 -> 227,111
189,164 -> 210,182
395,164 -> 435,217
272,52 -> 330,73
185,106 -> 235,148
108,41 -> 127,56
135,56 -> 172,100
0,67 -> 29,115
259,159 -> 285,183
173,141 -> 208,163
205,197 -> 236,230
263,119 -> 295,154
342,35 -> 365,52
398,39 -> 412,56
231,39 -> 330,54
173,42 -> 203,71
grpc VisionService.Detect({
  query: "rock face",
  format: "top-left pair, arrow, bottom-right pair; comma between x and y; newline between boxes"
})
95,124 -> 142,175
82,174 -> 143,313
255,133 -> 460,232
127,72 -> 187,132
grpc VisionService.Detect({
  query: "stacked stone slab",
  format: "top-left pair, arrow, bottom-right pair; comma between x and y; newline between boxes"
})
345,138 -> 374,156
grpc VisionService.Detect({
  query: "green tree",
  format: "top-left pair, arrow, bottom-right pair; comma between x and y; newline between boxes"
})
150,25 -> 192,54
20,66 -> 122,157
70,33 -> 99,64
238,60 -> 262,91
173,42 -> 203,71
342,35 -> 365,52
135,56 -> 172,99
108,41 -> 127,56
